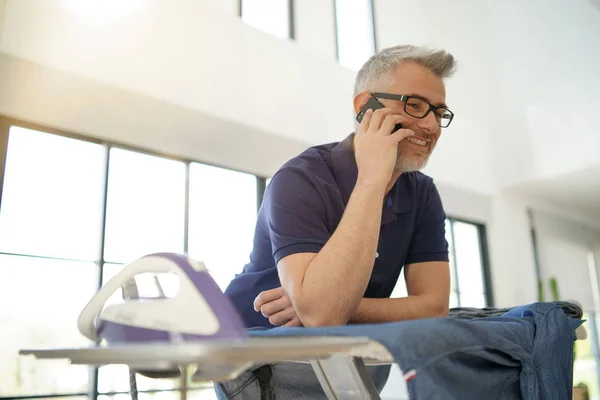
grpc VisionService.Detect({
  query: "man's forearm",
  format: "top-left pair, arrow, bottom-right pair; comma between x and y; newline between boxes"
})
349,296 -> 449,324
296,180 -> 385,326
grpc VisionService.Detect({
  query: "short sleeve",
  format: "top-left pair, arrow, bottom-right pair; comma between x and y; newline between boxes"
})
405,181 -> 449,264
265,167 -> 331,264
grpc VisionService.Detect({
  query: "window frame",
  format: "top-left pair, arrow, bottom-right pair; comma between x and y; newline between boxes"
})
0,115 -> 267,400
446,216 -> 495,308
238,0 -> 296,40
333,0 -> 378,67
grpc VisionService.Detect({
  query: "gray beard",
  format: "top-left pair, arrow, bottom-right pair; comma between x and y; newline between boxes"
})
394,147 -> 433,173
395,155 -> 429,173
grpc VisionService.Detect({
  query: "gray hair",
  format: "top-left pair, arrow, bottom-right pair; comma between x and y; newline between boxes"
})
353,45 -> 457,97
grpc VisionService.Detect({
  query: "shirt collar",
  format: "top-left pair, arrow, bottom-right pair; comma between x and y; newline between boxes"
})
331,133 -> 412,215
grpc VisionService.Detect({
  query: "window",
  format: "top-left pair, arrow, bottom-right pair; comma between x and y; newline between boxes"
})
334,0 -> 376,70
0,119 -> 262,400
103,148 -> 186,264
391,218 -> 492,309
187,163 -> 257,290
447,219 -> 490,308
0,126 -> 106,260
0,256 -> 98,398
241,0 -> 292,39
572,313 -> 599,399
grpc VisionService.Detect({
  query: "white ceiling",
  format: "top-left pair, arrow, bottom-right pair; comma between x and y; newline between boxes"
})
508,164 -> 600,225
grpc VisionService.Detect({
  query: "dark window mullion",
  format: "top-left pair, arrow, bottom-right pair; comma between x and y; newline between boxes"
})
91,144 -> 111,400
477,224 -> 494,307
332,0 -> 340,61
97,145 -> 111,288
256,177 -> 266,211
369,0 -> 377,52
288,0 -> 295,39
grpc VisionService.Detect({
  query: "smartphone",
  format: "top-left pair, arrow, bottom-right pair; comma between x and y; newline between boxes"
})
356,97 -> 403,133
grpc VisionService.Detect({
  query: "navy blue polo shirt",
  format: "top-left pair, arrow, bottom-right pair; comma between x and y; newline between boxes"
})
224,133 -> 449,328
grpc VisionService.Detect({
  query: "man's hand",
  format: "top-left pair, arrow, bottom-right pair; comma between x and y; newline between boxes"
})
354,108 -> 414,187
254,287 -> 303,327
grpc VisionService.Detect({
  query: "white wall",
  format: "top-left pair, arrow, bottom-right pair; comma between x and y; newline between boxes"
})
375,0 -> 497,195
488,0 -> 600,185
199,0 -> 238,17
488,193 -> 600,309
436,183 -> 492,224
0,0 -> 5,42
533,209 -> 600,311
0,0 -> 355,152
295,0 -> 337,61
0,53 -> 308,178
374,0 -> 600,190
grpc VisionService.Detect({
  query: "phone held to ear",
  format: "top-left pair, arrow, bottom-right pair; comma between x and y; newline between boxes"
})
356,97 -> 403,133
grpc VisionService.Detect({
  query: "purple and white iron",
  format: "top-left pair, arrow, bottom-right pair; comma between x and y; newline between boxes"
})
78,252 -> 248,346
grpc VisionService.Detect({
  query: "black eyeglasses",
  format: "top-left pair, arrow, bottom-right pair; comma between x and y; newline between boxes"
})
371,92 -> 455,128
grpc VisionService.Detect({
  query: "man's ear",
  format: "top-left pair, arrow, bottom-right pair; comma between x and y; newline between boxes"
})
353,92 -> 372,117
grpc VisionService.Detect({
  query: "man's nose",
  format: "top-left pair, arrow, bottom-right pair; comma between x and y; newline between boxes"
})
416,112 -> 439,134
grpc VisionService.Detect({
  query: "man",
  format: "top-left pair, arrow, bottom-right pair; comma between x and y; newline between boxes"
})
217,44 -> 456,398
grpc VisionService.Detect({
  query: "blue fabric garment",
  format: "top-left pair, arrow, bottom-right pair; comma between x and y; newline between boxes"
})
244,302 -> 582,400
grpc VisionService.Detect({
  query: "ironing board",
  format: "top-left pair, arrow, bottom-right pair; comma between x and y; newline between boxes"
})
20,325 -> 588,400
20,335 -> 397,400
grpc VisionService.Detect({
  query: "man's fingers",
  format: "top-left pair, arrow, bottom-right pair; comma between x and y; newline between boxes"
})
391,127 -> 415,142
269,308 -> 299,326
253,287 -> 284,311
367,108 -> 397,133
283,316 -> 303,327
357,108 -> 373,134
259,295 -> 292,317
379,114 -> 406,136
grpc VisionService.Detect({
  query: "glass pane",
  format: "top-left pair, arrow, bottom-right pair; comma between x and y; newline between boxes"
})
0,255 -> 98,397
99,366 -> 210,393
573,314 -> 599,399
335,0 -> 375,70
390,274 -> 408,298
98,364 -> 181,393
103,262 -> 125,285
449,291 -> 459,309
242,0 -> 290,39
188,388 -> 219,399
100,263 -> 126,310
188,163 -> 257,290
0,126 -> 106,260
34,397 -> 88,400
445,219 -> 457,292
458,291 -> 486,308
103,148 -> 186,264
453,221 -> 485,295
99,392 -> 187,400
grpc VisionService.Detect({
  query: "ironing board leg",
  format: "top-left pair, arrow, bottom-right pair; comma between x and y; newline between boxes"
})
310,356 -> 381,400
180,365 -> 188,400
128,369 -> 139,400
